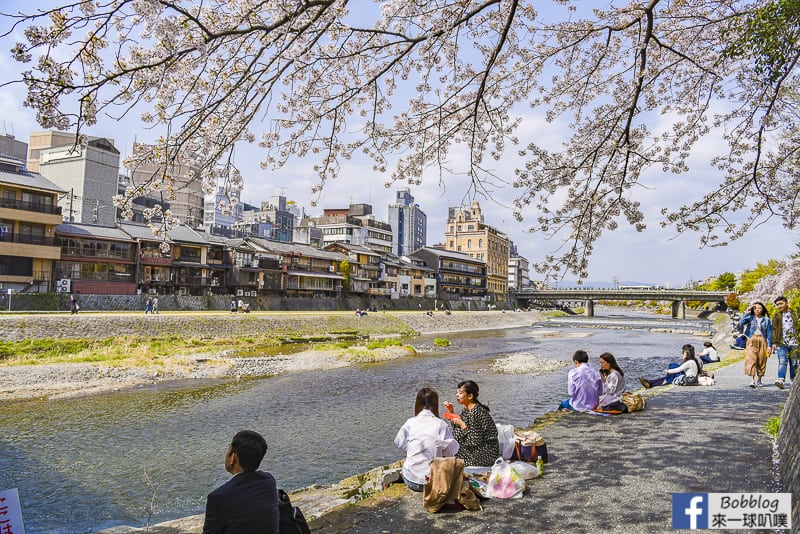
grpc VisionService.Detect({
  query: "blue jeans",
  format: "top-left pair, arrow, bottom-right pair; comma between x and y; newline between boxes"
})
558,398 -> 575,411
404,479 -> 425,492
776,345 -> 797,382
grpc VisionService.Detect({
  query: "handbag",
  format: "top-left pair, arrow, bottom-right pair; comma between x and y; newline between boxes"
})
278,489 -> 311,534
510,431 -> 548,463
621,391 -> 645,412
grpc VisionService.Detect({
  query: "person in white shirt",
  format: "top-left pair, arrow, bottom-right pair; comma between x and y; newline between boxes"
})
597,352 -> 626,408
698,341 -> 719,364
639,344 -> 703,388
394,388 -> 459,491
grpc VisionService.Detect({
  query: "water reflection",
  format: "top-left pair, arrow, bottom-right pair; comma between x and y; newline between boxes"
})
0,314 -> 711,533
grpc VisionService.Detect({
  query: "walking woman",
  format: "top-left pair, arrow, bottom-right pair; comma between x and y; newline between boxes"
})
739,302 -> 772,388
443,380 -> 500,467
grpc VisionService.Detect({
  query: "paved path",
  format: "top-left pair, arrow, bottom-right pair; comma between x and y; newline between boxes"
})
314,356 -> 790,533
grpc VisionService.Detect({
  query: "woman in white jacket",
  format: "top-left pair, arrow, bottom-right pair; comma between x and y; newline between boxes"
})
639,344 -> 703,388
394,388 -> 459,491
597,352 -> 626,408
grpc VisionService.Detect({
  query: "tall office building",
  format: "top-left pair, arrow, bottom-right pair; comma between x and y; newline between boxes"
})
388,187 -> 427,256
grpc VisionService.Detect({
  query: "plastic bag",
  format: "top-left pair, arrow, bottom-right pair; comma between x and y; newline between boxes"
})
496,424 -> 516,460
509,461 -> 539,480
487,458 -> 525,499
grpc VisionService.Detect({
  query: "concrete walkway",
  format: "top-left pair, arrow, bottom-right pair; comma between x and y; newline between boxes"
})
313,356 -> 791,533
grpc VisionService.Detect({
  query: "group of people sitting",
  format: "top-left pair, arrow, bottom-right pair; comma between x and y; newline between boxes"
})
556,342 -> 721,414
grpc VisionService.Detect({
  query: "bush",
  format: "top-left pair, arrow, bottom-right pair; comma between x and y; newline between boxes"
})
434,338 -> 450,347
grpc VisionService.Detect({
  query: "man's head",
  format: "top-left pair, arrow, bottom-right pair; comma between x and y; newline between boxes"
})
225,430 -> 267,474
775,296 -> 790,312
572,350 -> 589,365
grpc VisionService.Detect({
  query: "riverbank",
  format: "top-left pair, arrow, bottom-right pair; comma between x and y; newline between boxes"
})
0,310 -> 540,402
97,312 -> 798,533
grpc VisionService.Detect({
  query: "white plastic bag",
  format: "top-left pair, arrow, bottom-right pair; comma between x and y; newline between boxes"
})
509,461 -> 539,480
496,424 -> 516,460
487,458 -> 525,499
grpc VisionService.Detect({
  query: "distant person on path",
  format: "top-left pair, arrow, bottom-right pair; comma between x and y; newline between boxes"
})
152,296 -> 159,314
771,296 -> 798,390
202,430 -> 279,534
698,341 -> 720,364
558,350 -> 602,412
230,299 -> 237,314
638,344 -> 703,388
144,297 -> 153,314
443,380 -> 500,467
69,294 -> 79,314
394,387 -> 459,492
739,302 -> 772,388
597,352 -> 626,410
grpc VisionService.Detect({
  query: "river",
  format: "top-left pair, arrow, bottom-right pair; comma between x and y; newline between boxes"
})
0,309 -> 714,533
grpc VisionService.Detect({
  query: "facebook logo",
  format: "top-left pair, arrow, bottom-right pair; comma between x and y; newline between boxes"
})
673,493 -> 708,529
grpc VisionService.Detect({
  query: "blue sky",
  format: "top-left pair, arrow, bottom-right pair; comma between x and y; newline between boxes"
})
0,3 -> 795,288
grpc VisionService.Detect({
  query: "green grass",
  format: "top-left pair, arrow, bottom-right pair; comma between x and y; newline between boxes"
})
434,338 -> 450,347
764,415 -> 781,439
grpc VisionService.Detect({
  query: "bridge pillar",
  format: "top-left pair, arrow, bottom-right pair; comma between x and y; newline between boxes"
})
585,299 -> 594,317
671,301 -> 685,319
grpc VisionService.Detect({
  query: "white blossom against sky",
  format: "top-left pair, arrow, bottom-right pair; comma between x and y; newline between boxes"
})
0,1 -> 795,288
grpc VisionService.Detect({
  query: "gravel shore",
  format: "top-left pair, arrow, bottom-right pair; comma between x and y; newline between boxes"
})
0,310 -> 540,402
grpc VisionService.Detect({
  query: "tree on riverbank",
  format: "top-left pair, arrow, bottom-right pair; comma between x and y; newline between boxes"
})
5,1 -> 799,278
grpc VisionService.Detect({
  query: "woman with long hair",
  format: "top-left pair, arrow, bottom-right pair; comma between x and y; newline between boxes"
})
394,387 -> 459,492
597,352 -> 626,408
739,302 -> 773,387
638,344 -> 703,388
443,380 -> 500,467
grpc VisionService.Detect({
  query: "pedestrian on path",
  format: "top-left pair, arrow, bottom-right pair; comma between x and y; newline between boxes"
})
771,295 -> 798,389
739,302 -> 772,388
152,296 -> 159,314
144,297 -> 153,314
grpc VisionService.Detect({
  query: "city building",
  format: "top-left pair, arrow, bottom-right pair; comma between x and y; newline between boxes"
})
34,134 -> 120,226
410,246 -> 486,300
235,195 -> 295,241
26,130 -> 77,173
203,185 -> 244,237
124,143 -> 204,230
444,199 -> 509,301
311,203 -> 393,253
388,187 -> 426,256
507,241 -> 531,292
0,155 -> 64,292
0,134 -> 28,162
55,223 -> 137,295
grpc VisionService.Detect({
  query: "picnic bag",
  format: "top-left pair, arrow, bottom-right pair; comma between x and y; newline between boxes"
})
510,431 -> 548,463
621,391 -> 646,412
278,488 -> 311,534
487,458 -> 525,499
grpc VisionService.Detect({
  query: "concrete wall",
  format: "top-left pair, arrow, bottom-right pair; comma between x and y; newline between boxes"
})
779,384 -> 799,529
0,292 -> 510,313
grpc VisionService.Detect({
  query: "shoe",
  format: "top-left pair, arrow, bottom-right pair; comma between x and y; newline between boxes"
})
756,380 -> 765,387
639,377 -> 651,389
749,381 -> 756,388
775,380 -> 785,390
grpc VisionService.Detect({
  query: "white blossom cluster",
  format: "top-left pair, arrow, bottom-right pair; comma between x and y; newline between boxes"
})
5,0 -> 798,279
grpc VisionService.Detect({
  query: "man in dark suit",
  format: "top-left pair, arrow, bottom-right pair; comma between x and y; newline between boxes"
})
202,430 -> 279,534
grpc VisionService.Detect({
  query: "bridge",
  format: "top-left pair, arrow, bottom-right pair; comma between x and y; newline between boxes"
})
512,288 -> 729,318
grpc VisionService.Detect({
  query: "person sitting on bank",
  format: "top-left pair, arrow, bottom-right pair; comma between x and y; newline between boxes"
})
558,350 -> 603,412
394,387 -> 459,492
597,352 -> 626,410
698,341 -> 720,364
638,344 -> 703,388
443,380 -> 500,467
202,430 -> 279,534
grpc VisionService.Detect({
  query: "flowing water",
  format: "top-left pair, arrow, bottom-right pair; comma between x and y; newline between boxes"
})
0,310 -> 713,533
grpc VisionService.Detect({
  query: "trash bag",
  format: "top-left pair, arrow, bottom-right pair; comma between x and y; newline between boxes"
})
487,458 -> 525,499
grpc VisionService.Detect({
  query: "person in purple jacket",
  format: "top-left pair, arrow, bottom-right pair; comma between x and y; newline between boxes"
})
558,350 -> 603,412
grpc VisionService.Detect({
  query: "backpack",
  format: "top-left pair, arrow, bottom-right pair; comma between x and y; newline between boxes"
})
621,391 -> 646,412
278,489 -> 311,534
